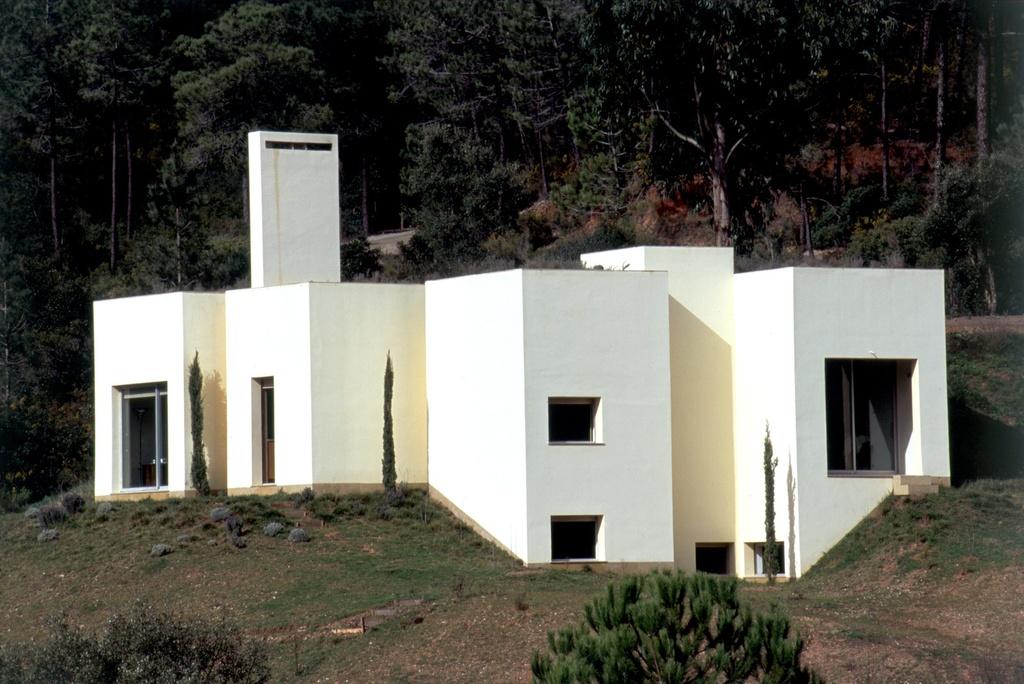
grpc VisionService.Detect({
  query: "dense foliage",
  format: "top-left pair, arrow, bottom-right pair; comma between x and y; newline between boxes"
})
1,0 -> 1022,499
0,603 -> 270,683
531,571 -> 820,683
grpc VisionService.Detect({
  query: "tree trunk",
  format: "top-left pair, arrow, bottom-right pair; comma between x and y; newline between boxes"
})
914,6 -> 934,137
175,207 -> 182,288
799,182 -> 813,256
535,128 -> 549,200
992,1 -> 1005,123
361,152 -> 370,236
49,156 -> 59,258
710,117 -> 731,246
881,55 -> 890,201
109,117 -> 118,272
935,32 -> 947,177
976,1 -> 991,161
125,127 -> 133,240
832,102 -> 845,198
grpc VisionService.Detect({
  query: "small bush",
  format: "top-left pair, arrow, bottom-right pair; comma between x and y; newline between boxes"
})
176,533 -> 194,545
37,504 -> 66,529
287,527 -> 310,543
0,485 -> 30,512
150,544 -> 173,557
37,529 -> 59,543
532,571 -> 820,683
263,522 -> 284,537
292,487 -> 315,508
24,506 -> 40,521
4,603 -> 269,682
61,492 -> 85,516
95,502 -> 114,517
210,506 -> 231,522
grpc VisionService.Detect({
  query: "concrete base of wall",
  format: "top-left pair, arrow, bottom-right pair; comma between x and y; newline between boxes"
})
527,561 -> 676,573
893,475 -> 951,496
227,482 -> 428,497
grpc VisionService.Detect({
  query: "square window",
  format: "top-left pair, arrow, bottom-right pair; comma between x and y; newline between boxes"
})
751,542 -> 785,576
551,516 -> 601,561
548,398 -> 601,443
825,359 -> 900,473
695,544 -> 731,575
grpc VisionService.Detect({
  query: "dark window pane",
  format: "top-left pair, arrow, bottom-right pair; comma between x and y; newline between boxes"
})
695,545 -> 729,574
549,402 -> 593,442
853,361 -> 896,471
551,519 -> 597,560
825,360 -> 852,470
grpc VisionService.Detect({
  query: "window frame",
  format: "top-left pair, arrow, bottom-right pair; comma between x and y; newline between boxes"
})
825,358 -> 902,477
118,382 -> 169,492
547,397 -> 603,445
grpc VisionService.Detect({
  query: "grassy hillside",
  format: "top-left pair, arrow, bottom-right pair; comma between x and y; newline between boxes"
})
946,320 -> 1024,483
2,482 -> 1024,682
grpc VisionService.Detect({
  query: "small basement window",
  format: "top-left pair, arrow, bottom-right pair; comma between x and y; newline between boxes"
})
548,398 -> 601,443
751,542 -> 786,576
695,544 -> 731,575
551,516 -> 601,561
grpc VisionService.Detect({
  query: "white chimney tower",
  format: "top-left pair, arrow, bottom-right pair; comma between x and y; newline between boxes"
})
247,131 -> 340,287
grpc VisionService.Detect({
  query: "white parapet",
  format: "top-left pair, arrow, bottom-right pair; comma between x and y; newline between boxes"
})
248,131 -> 340,288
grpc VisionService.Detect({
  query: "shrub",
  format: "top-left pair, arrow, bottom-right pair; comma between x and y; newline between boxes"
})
0,485 -> 30,512
37,529 -> 59,543
291,488 -> 315,508
340,237 -> 382,280
531,571 -> 820,683
382,351 -> 397,495
288,527 -> 310,543
95,502 -> 114,517
150,544 -> 173,557
210,506 -> 232,522
263,522 -> 284,537
37,504 -> 66,529
5,603 -> 269,682
24,506 -> 40,520
189,351 -> 211,496
61,492 -> 85,516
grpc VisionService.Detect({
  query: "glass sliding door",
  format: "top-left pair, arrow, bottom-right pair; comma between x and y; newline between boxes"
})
825,360 -> 899,474
121,383 -> 168,489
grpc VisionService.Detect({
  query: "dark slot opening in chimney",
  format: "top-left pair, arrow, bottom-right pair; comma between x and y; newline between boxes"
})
265,141 -> 333,151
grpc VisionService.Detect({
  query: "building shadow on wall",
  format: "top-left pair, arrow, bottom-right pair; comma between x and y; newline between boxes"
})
949,398 -> 1024,486
204,370 -> 227,489
786,454 -> 796,577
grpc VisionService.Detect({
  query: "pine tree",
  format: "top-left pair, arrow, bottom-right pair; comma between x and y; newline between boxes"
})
188,351 -> 209,496
764,422 -> 779,583
532,571 -> 820,683
382,351 -> 397,495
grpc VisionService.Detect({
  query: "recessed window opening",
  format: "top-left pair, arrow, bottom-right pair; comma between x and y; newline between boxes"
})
120,383 -> 168,490
695,544 -> 731,575
265,141 -> 332,151
826,359 -> 899,473
548,398 -> 601,443
751,542 -> 786,576
551,516 -> 601,561
258,378 -> 275,484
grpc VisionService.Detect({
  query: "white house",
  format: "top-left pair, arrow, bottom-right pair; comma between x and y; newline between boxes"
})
92,131 -> 951,578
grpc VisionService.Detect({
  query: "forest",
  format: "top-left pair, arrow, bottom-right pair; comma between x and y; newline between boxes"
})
0,0 -> 1022,502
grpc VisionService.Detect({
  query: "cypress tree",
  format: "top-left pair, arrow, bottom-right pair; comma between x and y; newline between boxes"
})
188,351 -> 209,496
382,351 -> 397,495
763,422 -> 779,582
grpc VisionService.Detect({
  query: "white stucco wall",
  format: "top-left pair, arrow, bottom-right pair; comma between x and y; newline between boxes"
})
225,284 -> 313,490
732,267 -> 950,577
732,270 -> 800,576
248,131 -> 340,288
309,283 -> 427,486
521,269 -> 674,565
426,271 -> 529,559
94,292 -> 225,498
583,247 -> 736,571
791,267 -> 949,573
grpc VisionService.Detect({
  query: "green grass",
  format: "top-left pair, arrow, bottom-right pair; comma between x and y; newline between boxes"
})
3,482 -> 1024,681
947,330 -> 1024,426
